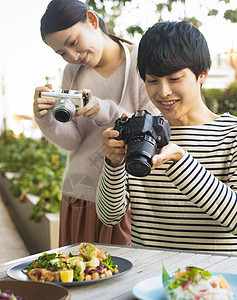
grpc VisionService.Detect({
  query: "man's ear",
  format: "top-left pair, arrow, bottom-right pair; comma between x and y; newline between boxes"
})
86,11 -> 99,30
198,70 -> 209,84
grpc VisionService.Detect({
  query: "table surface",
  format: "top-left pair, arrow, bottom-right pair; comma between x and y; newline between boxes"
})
1,243 -> 237,300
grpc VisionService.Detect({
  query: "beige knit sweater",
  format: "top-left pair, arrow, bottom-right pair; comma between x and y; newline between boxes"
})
35,44 -> 159,202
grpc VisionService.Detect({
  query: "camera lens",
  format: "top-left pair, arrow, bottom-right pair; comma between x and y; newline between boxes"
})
54,109 -> 72,122
125,157 -> 151,177
52,99 -> 76,122
125,135 -> 157,177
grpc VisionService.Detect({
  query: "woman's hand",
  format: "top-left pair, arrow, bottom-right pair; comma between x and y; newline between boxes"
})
151,142 -> 185,170
102,128 -> 126,168
75,89 -> 100,119
33,85 -> 54,118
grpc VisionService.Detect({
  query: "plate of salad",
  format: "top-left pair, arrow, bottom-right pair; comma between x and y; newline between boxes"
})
132,265 -> 236,300
7,243 -> 133,287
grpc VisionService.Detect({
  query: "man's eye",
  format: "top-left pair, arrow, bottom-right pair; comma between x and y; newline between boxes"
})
170,77 -> 181,81
147,79 -> 157,84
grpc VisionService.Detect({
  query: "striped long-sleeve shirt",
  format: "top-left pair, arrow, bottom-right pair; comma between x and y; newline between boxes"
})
96,113 -> 237,254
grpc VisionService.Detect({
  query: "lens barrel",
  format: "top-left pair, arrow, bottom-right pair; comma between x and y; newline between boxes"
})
125,135 -> 156,177
52,98 -> 76,122
125,157 -> 151,177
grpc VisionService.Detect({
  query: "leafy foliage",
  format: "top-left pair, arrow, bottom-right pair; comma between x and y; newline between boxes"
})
86,0 -> 132,34
202,81 -> 237,116
208,9 -> 218,17
126,25 -> 144,36
202,88 -> 225,113
219,81 -> 237,116
224,9 -> 237,23
86,0 -> 237,38
0,130 -> 67,222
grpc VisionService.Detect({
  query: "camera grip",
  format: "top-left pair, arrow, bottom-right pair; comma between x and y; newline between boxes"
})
113,116 -> 129,140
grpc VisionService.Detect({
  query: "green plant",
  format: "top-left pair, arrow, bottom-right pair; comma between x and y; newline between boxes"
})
202,88 -> 225,114
202,81 -> 237,117
87,0 -> 237,38
0,130 -> 67,222
219,81 -> 237,116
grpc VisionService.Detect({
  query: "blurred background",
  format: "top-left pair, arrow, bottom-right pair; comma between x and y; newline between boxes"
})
0,0 -> 237,137
0,0 -> 237,262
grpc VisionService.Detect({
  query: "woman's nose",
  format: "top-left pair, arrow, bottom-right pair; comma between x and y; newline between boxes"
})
68,50 -> 80,62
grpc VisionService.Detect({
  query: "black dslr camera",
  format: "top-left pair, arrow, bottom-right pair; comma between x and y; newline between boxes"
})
113,110 -> 171,177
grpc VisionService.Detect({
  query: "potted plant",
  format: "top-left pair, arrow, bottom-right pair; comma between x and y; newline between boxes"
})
0,130 -> 67,253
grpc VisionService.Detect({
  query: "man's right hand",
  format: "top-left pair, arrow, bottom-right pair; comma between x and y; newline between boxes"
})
102,128 -> 126,168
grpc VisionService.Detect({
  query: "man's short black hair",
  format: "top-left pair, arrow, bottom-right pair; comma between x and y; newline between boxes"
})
137,21 -> 211,81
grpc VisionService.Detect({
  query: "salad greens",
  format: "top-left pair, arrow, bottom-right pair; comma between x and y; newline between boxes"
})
162,263 -> 172,287
162,265 -> 234,300
22,243 -> 119,283
23,252 -> 68,272
162,265 -> 212,290
101,253 -> 117,272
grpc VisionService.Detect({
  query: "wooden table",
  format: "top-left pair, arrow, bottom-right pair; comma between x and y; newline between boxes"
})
1,244 -> 237,299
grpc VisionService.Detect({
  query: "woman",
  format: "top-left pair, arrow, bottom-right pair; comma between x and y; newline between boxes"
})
33,0 -> 158,246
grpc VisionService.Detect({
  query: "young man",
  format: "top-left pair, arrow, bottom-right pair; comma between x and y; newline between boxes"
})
96,21 -> 237,254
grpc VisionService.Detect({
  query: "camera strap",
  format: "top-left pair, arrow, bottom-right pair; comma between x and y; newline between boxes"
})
120,42 -> 131,101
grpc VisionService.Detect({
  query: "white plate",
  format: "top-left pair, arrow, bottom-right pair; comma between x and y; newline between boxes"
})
132,272 -> 237,300
7,256 -> 133,287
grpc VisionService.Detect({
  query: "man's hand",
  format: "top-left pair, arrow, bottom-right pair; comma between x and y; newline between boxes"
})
102,128 -> 126,168
151,142 -> 185,170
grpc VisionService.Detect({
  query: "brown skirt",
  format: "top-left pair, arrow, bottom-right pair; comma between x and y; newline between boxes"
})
59,195 -> 131,247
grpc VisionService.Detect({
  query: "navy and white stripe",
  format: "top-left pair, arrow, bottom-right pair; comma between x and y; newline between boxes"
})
96,113 -> 237,254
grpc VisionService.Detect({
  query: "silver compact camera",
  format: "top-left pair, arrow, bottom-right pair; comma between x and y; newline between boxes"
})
41,89 -> 89,122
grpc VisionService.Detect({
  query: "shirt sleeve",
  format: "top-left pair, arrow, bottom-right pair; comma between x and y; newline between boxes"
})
96,160 -> 129,226
34,114 -> 82,151
166,151 -> 237,235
